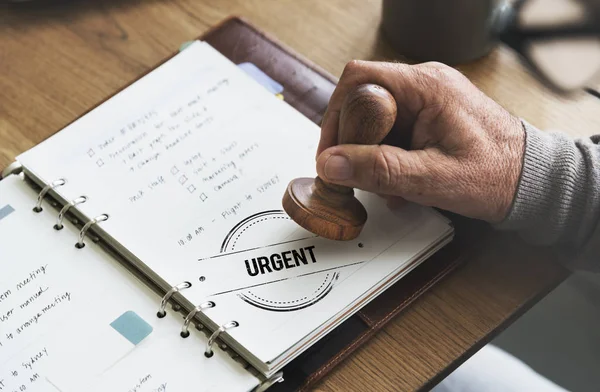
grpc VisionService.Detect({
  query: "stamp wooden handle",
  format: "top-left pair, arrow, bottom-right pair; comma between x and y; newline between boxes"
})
282,84 -> 398,241
337,84 -> 397,146
318,84 -> 398,194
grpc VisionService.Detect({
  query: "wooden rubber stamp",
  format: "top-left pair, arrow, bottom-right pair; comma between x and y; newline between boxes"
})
282,84 -> 398,241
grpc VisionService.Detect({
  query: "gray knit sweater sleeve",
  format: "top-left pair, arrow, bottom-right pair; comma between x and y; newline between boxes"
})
495,120 -> 600,273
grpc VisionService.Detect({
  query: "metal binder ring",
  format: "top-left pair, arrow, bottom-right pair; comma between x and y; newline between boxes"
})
205,320 -> 239,358
157,281 -> 192,318
33,178 -> 66,212
180,301 -> 215,338
254,372 -> 284,392
75,214 -> 109,249
54,196 -> 87,230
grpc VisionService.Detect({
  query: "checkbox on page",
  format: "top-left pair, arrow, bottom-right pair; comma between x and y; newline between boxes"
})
179,175 -> 188,184
171,166 -> 179,175
96,158 -> 105,167
199,193 -> 208,202
187,185 -> 196,194
87,148 -> 95,157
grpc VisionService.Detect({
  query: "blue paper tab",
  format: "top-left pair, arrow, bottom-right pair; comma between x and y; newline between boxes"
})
237,62 -> 284,94
0,205 -> 15,221
110,311 -> 153,345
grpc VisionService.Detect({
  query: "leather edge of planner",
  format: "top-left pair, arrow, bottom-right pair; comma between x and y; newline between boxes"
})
203,15 -> 339,86
200,16 -> 337,124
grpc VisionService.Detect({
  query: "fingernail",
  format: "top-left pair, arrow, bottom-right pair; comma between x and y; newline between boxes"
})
324,155 -> 352,181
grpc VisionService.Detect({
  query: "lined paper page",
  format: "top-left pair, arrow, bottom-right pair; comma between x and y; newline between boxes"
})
0,174 -> 258,392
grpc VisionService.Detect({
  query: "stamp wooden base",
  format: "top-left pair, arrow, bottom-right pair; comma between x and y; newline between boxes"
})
282,176 -> 367,241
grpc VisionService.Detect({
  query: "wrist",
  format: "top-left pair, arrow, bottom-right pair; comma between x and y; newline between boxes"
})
488,115 -> 526,223
494,120 -> 590,245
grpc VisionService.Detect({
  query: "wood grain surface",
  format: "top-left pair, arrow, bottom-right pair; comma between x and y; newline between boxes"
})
1,0 -> 597,391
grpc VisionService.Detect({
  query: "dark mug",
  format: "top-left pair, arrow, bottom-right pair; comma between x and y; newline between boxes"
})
380,0 -> 600,94
381,0 -> 509,64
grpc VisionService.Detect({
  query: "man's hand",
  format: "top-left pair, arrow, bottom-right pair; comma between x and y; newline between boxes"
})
316,60 -> 526,223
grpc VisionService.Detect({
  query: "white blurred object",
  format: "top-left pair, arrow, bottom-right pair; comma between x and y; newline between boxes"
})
528,38 -> 600,91
432,344 -> 569,392
501,0 -> 600,93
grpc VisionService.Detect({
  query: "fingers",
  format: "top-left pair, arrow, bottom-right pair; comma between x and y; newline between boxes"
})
317,60 -> 427,157
316,143 -> 442,199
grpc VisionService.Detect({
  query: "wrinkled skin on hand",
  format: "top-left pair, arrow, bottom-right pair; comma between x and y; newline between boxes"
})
316,60 -> 525,223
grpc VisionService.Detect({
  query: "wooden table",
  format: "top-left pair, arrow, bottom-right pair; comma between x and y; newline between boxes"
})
1,1 -> 599,391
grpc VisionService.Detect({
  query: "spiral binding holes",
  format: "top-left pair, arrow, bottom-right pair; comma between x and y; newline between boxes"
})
205,321 -> 239,358
180,301 -> 215,338
54,196 -> 87,230
33,179 -> 66,213
157,281 -> 192,318
254,372 -> 284,392
75,214 -> 109,249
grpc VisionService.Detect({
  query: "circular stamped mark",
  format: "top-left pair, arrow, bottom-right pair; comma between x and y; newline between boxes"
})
220,210 -> 339,312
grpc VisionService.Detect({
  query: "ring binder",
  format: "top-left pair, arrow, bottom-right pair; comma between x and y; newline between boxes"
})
75,214 -> 109,249
54,196 -> 88,230
180,301 -> 215,338
254,372 -> 284,392
205,321 -> 239,358
157,281 -> 192,318
33,178 -> 66,212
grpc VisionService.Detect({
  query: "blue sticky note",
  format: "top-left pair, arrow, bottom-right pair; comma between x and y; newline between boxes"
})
0,205 -> 15,221
237,62 -> 284,94
110,311 -> 153,345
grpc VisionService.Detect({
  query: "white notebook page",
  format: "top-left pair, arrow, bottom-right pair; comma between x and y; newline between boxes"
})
16,41 -> 453,371
0,174 -> 258,392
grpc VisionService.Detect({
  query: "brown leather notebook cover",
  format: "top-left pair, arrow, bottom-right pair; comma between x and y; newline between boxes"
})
200,17 -> 465,391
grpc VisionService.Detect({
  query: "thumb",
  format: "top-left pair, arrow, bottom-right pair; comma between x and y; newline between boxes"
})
316,144 -> 437,198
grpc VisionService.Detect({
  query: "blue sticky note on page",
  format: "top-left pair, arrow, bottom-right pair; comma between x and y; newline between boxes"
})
45,311 -> 154,390
110,311 -> 153,345
0,205 -> 15,221
237,62 -> 284,94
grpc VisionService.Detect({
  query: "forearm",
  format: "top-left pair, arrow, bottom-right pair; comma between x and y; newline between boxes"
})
495,121 -> 600,272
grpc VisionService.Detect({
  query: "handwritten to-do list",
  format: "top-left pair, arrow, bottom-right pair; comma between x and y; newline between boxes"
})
0,260 -> 75,390
16,40 -> 321,287
0,222 -> 79,392
76,71 -> 289,252
0,177 -> 128,391
0,265 -> 68,342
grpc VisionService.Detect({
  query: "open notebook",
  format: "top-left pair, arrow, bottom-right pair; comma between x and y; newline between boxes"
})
1,40 -> 453,390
